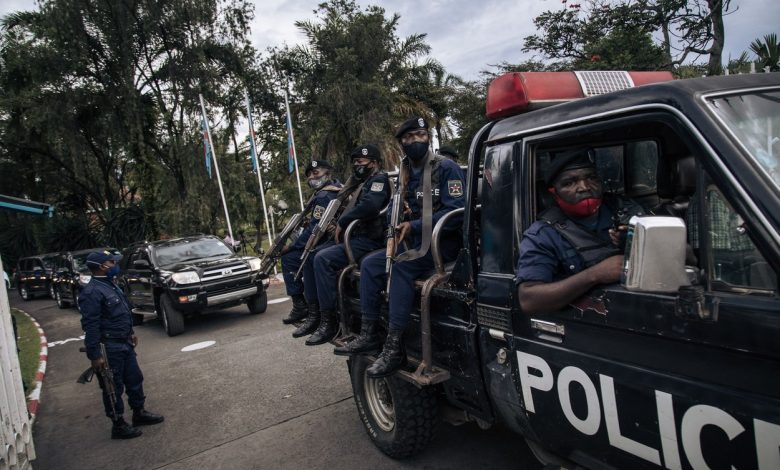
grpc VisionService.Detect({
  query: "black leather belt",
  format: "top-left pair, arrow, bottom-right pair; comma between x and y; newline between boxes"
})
101,336 -> 131,343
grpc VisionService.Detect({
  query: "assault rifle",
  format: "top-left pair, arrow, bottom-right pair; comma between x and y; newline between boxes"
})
77,343 -> 118,421
293,180 -> 363,280
259,194 -> 317,276
384,164 -> 408,297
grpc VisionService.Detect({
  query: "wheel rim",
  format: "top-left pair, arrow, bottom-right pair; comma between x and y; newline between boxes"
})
20,286 -> 27,299
56,291 -> 61,306
364,374 -> 395,432
50,285 -> 55,298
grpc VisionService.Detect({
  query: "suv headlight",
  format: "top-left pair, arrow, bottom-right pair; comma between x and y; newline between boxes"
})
79,274 -> 92,285
247,257 -> 262,271
171,271 -> 200,285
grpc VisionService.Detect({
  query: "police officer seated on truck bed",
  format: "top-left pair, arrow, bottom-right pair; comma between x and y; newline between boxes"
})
335,116 -> 466,378
516,148 -> 644,315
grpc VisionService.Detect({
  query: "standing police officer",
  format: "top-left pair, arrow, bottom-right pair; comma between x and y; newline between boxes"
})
79,250 -> 164,439
281,160 -> 342,325
335,117 -> 466,378
301,144 -> 391,345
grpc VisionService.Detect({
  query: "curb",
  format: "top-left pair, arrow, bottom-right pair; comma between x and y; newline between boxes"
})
17,309 -> 47,422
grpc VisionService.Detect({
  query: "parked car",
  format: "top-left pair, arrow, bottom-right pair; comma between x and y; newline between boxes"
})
15,253 -> 59,301
119,235 -> 269,336
52,247 -> 120,310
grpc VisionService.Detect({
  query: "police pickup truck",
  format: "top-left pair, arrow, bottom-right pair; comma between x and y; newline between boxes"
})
119,235 -> 269,336
334,72 -> 780,468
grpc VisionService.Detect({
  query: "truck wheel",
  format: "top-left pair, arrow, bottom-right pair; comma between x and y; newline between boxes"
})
247,291 -> 267,315
19,284 -> 30,301
160,295 -> 185,336
73,288 -> 81,312
56,289 -> 71,309
349,355 -> 438,458
132,313 -> 144,326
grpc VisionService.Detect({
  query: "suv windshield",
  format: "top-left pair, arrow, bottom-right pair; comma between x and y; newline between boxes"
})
153,238 -> 232,266
707,89 -> 780,191
72,255 -> 90,274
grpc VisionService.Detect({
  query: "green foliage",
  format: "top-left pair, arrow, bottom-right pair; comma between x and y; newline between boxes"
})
10,309 -> 40,394
750,33 -> 780,72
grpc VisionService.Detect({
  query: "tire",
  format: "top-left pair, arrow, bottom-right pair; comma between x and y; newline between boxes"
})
73,288 -> 81,312
19,284 -> 30,301
160,295 -> 185,336
49,283 -> 56,300
349,355 -> 438,458
56,289 -> 71,309
247,291 -> 268,315
132,313 -> 144,326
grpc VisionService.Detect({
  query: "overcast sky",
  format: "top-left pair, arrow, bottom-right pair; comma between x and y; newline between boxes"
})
2,0 -> 778,79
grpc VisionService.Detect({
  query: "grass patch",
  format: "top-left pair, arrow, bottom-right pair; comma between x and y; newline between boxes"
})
10,308 -> 40,395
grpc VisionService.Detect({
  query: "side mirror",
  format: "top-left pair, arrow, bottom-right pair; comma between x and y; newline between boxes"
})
623,216 -> 691,292
133,259 -> 151,269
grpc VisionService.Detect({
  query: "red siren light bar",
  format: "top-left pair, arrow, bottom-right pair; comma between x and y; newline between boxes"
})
485,70 -> 675,120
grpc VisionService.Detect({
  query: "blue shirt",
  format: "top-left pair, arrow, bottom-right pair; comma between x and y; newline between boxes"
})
290,182 -> 343,251
390,157 -> 465,249
515,205 -> 615,285
79,276 -> 135,360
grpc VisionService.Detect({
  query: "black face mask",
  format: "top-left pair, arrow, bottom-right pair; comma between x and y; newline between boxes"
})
403,142 -> 429,162
352,163 -> 372,180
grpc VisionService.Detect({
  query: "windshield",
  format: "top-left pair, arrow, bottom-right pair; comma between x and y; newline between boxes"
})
707,90 -> 780,191
153,238 -> 232,266
73,255 -> 90,274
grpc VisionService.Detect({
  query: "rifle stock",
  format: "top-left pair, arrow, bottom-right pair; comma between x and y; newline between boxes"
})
259,193 -> 319,275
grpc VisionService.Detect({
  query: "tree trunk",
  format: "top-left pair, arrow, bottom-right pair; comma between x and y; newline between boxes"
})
707,0 -> 725,76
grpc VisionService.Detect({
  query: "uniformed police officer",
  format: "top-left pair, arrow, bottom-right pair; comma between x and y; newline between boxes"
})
79,250 -> 164,439
302,144 -> 391,346
335,117 -> 466,378
281,160 -> 342,325
515,148 -> 644,315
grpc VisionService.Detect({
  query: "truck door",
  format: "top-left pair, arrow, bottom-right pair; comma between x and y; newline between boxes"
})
511,114 -> 780,469
124,247 -> 154,311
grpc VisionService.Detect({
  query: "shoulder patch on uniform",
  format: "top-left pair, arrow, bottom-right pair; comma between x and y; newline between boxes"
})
447,180 -> 463,197
370,182 -> 384,192
313,205 -> 325,219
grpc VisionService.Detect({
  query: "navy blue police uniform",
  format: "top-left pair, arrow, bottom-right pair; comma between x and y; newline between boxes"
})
313,147 -> 391,317
79,250 -> 163,438
359,154 -> 465,331
280,169 -> 342,304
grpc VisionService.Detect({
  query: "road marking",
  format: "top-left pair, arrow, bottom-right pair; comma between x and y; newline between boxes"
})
181,341 -> 216,352
268,297 -> 290,305
48,335 -> 85,347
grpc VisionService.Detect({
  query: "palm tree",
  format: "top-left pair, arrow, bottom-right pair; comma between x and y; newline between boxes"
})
750,33 -> 780,72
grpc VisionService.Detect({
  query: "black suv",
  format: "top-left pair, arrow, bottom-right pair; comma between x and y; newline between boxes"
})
119,235 -> 269,336
52,247 -> 120,310
16,252 -> 59,300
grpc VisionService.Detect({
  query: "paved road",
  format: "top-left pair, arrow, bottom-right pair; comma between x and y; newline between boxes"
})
11,285 -> 541,469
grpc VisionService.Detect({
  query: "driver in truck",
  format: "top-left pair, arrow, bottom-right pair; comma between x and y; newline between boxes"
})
516,148 -> 645,315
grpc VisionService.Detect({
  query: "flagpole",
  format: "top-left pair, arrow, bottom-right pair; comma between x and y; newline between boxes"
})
245,90 -> 274,259
283,87 -> 305,210
199,94 -> 235,246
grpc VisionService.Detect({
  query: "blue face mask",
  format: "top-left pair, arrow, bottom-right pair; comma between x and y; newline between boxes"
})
403,142 -> 429,161
105,264 -> 121,279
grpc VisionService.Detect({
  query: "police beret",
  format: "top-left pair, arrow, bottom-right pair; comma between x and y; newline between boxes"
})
394,116 -> 429,139
438,146 -> 459,161
545,148 -> 597,186
350,144 -> 381,161
304,159 -> 335,175
86,250 -> 122,267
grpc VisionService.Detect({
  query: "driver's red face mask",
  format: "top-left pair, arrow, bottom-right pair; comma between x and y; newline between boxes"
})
548,187 -> 602,218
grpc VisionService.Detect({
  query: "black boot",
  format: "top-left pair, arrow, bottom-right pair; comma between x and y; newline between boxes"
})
292,302 -> 320,338
366,329 -> 407,378
305,310 -> 339,346
111,417 -> 142,439
333,319 -> 380,356
132,408 -> 165,426
282,294 -> 308,324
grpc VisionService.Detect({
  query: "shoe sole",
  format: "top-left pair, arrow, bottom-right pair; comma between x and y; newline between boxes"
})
132,419 -> 164,426
305,333 -> 337,346
366,358 -> 408,379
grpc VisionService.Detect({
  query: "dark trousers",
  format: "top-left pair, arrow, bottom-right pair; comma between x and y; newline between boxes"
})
359,238 -> 459,330
313,237 -> 383,311
102,343 -> 145,419
281,248 -> 305,296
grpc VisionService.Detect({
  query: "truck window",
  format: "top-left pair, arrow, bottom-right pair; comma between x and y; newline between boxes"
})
480,143 -> 514,274
687,182 -> 777,292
